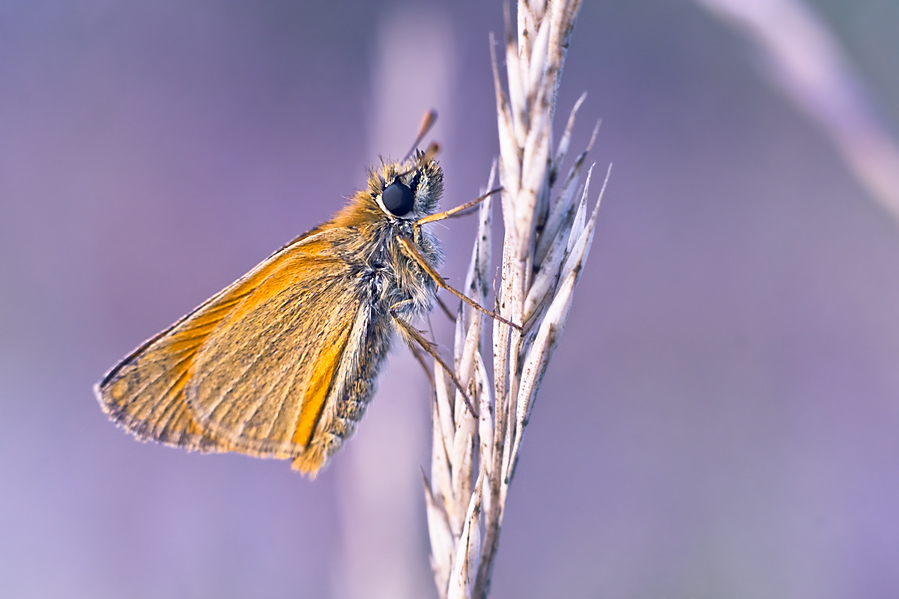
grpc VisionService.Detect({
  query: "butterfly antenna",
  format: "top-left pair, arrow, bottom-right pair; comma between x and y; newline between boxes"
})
402,110 -> 438,164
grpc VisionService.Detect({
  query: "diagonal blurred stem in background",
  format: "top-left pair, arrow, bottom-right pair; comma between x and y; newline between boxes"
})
695,0 -> 899,222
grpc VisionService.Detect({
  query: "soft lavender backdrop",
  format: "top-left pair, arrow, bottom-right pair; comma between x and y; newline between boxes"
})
2,1 -> 898,598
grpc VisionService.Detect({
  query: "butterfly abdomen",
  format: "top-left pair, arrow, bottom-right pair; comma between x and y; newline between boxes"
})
291,278 -> 395,475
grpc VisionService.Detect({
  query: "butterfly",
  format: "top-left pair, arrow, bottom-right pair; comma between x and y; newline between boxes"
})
95,113 -> 510,477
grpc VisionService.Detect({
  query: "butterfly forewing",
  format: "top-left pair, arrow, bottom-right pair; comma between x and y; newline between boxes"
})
185,236 -> 361,459
96,229 -> 368,472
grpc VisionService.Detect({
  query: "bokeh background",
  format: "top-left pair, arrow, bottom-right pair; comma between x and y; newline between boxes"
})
3,1 -> 899,597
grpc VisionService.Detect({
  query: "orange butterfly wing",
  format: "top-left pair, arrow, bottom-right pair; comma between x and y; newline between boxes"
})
95,228 -> 365,474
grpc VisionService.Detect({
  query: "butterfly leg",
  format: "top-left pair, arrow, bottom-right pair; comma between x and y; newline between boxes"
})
414,187 -> 502,226
397,237 -> 521,331
435,295 -> 455,322
407,340 -> 436,388
389,301 -> 477,417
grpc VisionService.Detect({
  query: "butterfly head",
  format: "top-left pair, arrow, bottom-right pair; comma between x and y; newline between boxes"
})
371,151 -> 443,223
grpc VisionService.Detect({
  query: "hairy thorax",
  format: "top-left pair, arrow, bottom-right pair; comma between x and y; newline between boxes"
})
341,217 -> 442,321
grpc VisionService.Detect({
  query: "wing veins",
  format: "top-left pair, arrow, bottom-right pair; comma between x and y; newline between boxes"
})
112,349 -> 199,420
257,338 -> 312,446
193,298 -> 304,428
149,365 -> 201,440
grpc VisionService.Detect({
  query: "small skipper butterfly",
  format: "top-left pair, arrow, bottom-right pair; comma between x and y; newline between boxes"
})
94,112 -> 510,477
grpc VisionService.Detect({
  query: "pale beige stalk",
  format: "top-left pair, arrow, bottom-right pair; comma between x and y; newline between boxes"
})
423,1 -> 610,598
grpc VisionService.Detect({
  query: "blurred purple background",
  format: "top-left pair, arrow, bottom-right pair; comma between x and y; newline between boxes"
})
2,1 -> 899,597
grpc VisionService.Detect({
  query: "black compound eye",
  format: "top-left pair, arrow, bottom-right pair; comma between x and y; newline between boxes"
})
381,179 -> 415,217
